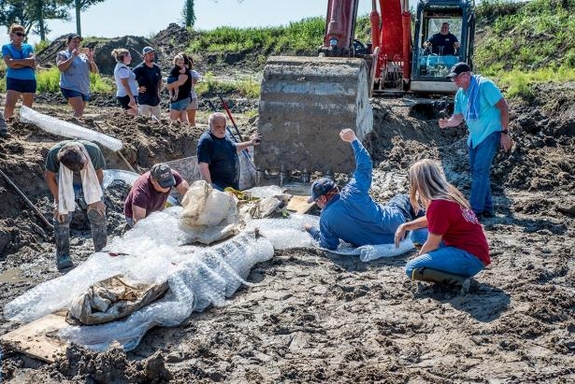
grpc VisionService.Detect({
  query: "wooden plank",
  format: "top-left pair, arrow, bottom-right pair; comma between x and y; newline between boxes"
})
0,312 -> 68,363
287,195 -> 315,214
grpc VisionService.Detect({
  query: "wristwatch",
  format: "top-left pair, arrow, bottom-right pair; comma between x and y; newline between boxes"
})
501,129 -> 509,134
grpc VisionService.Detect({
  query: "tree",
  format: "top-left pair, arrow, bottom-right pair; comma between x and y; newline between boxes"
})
0,0 -> 70,41
67,0 -> 105,36
182,0 -> 196,28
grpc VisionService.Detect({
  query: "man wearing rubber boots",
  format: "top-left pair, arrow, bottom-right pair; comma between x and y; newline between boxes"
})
45,140 -> 107,270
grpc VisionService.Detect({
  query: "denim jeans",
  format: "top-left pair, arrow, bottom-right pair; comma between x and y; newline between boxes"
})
468,131 -> 500,215
405,246 -> 485,278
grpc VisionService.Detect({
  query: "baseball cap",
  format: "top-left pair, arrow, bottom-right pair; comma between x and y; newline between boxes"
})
142,46 -> 155,55
307,177 -> 337,203
446,62 -> 471,78
150,163 -> 176,188
67,34 -> 83,43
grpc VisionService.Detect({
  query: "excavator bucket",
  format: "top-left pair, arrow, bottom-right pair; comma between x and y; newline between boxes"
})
255,56 -> 373,176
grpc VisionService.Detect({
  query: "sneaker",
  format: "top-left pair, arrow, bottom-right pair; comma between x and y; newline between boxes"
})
57,254 -> 74,270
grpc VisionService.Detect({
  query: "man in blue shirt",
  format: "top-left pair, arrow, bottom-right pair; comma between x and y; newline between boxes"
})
304,128 -> 426,250
440,62 -> 512,219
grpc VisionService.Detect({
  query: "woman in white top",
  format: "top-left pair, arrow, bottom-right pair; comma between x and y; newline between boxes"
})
111,48 -> 138,115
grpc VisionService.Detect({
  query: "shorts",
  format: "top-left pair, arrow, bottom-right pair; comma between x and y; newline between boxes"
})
186,97 -> 198,110
170,98 -> 190,111
6,78 -> 37,93
117,95 -> 135,110
138,104 -> 161,119
61,87 -> 90,101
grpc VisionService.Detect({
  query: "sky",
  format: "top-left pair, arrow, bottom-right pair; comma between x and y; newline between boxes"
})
1,0 -> 374,46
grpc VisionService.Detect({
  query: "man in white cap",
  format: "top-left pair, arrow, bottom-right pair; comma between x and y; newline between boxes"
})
304,129 -> 427,250
133,46 -> 163,119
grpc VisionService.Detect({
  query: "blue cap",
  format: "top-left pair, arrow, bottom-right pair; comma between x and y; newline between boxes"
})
308,177 -> 337,203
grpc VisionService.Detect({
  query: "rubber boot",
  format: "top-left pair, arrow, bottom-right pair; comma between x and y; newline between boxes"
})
54,214 -> 74,269
411,267 -> 466,286
87,208 -> 107,252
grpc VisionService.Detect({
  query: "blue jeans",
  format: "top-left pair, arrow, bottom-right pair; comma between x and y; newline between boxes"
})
468,131 -> 500,215
405,246 -> 485,278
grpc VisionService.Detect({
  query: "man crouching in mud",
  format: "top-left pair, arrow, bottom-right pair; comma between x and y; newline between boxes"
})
45,140 -> 107,270
303,128 -> 427,250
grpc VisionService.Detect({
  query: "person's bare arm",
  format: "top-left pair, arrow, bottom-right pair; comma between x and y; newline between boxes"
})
418,232 -> 442,255
45,170 -> 59,203
57,51 -> 77,72
394,215 -> 428,247
235,133 -> 261,153
438,113 -> 464,129
198,162 -> 212,185
495,97 -> 513,151
45,170 -> 66,222
175,180 -> 190,196
3,54 -> 35,69
86,49 -> 98,74
132,206 -> 147,224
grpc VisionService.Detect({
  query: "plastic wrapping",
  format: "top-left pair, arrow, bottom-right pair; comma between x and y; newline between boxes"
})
59,231 -> 273,351
102,169 -> 139,189
4,207 -> 273,323
19,106 -> 123,151
358,238 -> 415,262
247,214 -> 319,250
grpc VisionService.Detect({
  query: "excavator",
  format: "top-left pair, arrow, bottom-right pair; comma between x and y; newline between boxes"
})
255,0 -> 475,179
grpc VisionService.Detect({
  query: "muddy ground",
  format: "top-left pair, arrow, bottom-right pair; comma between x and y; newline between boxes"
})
0,79 -> 574,383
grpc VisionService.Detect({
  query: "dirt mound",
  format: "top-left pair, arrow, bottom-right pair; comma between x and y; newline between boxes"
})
35,34 -> 154,76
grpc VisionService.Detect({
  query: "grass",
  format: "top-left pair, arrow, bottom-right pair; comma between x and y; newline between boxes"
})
196,72 -> 260,99
473,0 -> 575,100
190,17 -> 326,56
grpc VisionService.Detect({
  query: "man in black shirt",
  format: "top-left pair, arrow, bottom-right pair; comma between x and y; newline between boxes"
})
424,22 -> 460,55
133,46 -> 163,120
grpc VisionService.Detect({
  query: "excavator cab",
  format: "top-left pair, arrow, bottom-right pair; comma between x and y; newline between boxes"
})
409,0 -> 476,93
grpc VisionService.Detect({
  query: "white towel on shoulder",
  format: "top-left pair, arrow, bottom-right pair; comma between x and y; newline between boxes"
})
58,143 -> 103,215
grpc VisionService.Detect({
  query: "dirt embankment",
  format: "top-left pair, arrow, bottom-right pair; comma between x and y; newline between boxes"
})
0,77 -> 574,382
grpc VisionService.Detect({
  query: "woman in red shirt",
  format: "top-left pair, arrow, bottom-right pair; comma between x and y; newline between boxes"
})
394,159 -> 490,287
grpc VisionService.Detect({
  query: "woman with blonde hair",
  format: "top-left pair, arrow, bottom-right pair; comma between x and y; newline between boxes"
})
112,48 -> 138,115
2,24 -> 37,133
394,159 -> 490,288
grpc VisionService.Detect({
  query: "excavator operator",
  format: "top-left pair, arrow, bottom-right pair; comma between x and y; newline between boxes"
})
424,22 -> 460,55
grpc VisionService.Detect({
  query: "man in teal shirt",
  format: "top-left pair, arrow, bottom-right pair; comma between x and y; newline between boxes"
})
439,62 -> 513,219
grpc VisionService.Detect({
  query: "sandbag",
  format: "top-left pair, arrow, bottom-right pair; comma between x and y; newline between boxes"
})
66,275 -> 169,325
178,180 -> 242,244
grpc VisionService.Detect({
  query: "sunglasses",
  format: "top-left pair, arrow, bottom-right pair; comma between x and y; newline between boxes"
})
450,72 -> 468,82
14,32 -> 26,37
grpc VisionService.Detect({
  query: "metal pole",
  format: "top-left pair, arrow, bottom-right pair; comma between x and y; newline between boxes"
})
94,122 -> 139,174
0,169 -> 54,230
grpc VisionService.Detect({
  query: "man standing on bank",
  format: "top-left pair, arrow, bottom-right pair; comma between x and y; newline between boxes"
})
439,62 -> 512,219
133,46 -> 163,120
